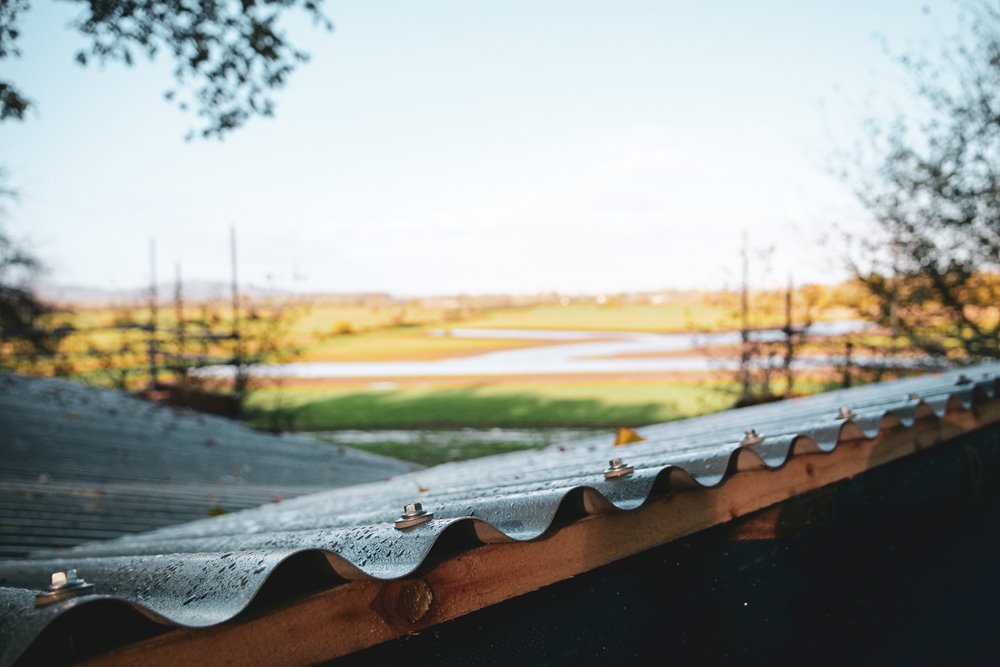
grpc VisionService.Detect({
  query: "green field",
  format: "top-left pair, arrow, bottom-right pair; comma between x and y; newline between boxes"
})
459,303 -> 738,332
453,302 -> 855,333
294,326 -> 545,362
250,380 -> 772,431
251,379 -> 843,464
249,381 -> 740,463
308,428 -> 598,467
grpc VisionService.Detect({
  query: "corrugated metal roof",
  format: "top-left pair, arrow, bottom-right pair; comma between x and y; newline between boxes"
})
1,364 -> 998,665
0,373 -> 418,557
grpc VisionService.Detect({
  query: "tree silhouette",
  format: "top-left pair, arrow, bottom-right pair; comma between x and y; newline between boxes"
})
849,2 -> 1000,362
0,172 -> 72,370
0,0 -> 332,138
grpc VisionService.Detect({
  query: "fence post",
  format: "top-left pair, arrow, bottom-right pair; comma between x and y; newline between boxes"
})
842,339 -> 853,388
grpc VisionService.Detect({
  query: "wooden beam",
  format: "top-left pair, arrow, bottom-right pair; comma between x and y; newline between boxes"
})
81,398 -> 1000,667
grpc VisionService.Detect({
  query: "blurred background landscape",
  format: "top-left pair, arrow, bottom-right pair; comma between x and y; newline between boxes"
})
0,275 -> 929,465
3,0 -> 999,467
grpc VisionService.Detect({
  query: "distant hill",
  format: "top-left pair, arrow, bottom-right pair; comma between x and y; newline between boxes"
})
37,281 -> 296,306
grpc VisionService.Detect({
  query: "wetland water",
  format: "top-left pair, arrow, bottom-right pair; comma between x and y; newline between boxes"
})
205,320 -> 872,379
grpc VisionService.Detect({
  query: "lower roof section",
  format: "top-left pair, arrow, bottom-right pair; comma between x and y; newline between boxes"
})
0,373 -> 419,557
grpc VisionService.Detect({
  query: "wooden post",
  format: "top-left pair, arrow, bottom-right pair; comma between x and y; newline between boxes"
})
843,340 -> 854,388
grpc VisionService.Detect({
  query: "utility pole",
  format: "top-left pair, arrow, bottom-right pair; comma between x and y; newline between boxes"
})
739,231 -> 751,402
174,262 -> 185,380
230,226 -> 245,399
843,340 -> 854,389
147,238 -> 159,391
889,239 -> 901,367
783,275 -> 795,396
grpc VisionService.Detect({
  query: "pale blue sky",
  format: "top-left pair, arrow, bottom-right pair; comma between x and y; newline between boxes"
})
0,1 -> 962,294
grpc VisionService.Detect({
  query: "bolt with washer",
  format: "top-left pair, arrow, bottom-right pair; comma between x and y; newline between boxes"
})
394,502 -> 433,530
604,458 -> 634,480
836,405 -> 856,420
35,569 -> 95,607
740,429 -> 764,447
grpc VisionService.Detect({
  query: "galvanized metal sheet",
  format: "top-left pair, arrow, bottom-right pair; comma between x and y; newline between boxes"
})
0,365 -> 997,665
0,373 -> 418,558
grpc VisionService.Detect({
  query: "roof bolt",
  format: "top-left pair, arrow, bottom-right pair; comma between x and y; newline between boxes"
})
906,393 -> 921,402
740,429 -> 764,447
955,373 -> 972,385
394,502 -> 433,530
35,569 -> 95,607
836,406 -> 856,420
51,569 -> 74,589
604,457 -> 634,480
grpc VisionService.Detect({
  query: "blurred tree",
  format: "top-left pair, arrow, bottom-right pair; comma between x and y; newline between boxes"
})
233,300 -> 303,399
0,0 -> 331,138
0,173 -> 72,371
850,2 -> 1000,362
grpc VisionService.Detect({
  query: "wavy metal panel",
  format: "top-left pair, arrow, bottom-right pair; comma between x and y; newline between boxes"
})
0,365 -> 998,665
0,373 -> 418,557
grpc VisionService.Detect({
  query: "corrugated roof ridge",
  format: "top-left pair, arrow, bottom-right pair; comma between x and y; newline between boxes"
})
0,364 -> 997,666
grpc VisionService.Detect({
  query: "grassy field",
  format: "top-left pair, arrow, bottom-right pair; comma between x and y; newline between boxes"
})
249,378 -> 843,464
247,381 -> 739,463
455,302 -> 856,333
315,435 -> 559,467
291,302 -> 720,364
308,429 -> 597,467
293,327 -> 558,362
248,381 -> 739,430
293,297 -> 858,363
459,303 -> 739,332
247,379 -> 845,431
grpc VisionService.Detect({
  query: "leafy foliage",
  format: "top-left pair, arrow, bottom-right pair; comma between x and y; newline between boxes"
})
0,175 -> 72,371
0,0 -> 31,121
232,300 -> 304,397
0,0 -> 331,138
851,2 -> 1000,361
